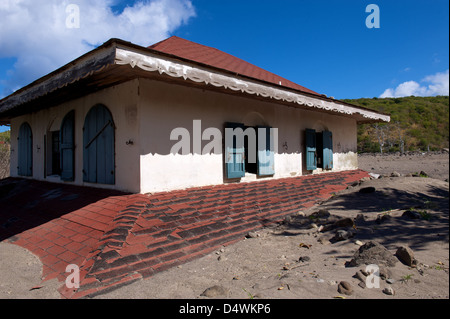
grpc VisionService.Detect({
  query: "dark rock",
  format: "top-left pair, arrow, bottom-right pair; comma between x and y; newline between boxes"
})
376,214 -> 392,224
383,286 -> 395,295
348,241 -> 397,267
354,270 -> 367,283
332,229 -> 355,242
310,209 -> 331,218
299,256 -> 311,262
322,217 -> 355,232
402,210 -> 422,219
355,214 -> 366,223
337,281 -> 353,295
395,246 -> 417,267
334,217 -> 355,228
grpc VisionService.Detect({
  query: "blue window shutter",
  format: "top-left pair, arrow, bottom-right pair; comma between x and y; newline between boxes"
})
18,123 -> 32,176
225,122 -> 245,179
83,105 -> 115,184
83,106 -> 96,183
322,130 -> 333,170
305,129 -> 317,170
257,126 -> 275,176
60,111 -> 75,181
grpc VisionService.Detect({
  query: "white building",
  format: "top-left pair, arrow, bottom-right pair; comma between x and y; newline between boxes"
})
0,37 -> 389,194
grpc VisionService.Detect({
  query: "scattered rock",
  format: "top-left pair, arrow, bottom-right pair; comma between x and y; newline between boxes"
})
355,240 -> 364,246
322,217 -> 355,232
354,270 -> 367,283
310,209 -> 331,218
246,231 -> 259,239
360,269 -> 370,276
402,210 -> 422,220
359,186 -> 376,194
379,266 -> 392,280
334,217 -> 355,228
368,173 -> 381,179
350,181 -> 360,187
395,246 -> 417,267
376,214 -> 392,224
386,278 -> 396,284
299,256 -> 311,263
355,214 -> 366,223
332,229 -> 355,242
383,286 -> 395,296
200,285 -> 229,298
309,223 -> 319,229
328,280 -> 338,286
348,241 -> 397,267
391,171 -> 402,177
337,281 -> 353,295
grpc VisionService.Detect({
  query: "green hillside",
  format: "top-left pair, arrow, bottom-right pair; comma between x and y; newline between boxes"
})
0,130 -> 10,143
343,96 -> 449,153
0,130 -> 10,179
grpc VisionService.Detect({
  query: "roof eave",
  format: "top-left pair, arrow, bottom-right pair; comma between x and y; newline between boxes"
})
0,38 -> 390,124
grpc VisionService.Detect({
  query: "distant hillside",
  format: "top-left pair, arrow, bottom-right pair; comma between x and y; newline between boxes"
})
342,96 -> 449,153
0,130 -> 10,179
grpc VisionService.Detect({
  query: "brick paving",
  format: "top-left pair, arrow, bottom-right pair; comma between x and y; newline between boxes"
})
0,169 -> 369,298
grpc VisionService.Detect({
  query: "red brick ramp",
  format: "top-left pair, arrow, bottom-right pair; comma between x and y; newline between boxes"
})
63,169 -> 368,298
0,170 -> 369,298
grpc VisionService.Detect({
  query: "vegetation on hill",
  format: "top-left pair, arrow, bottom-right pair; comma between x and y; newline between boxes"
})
0,130 -> 10,179
343,96 -> 449,153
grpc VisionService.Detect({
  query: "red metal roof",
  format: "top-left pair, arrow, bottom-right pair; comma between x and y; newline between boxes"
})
148,36 -> 320,96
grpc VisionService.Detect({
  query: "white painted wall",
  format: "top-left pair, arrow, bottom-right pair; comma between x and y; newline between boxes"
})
9,78 -> 358,194
138,79 -> 358,193
10,80 -> 141,193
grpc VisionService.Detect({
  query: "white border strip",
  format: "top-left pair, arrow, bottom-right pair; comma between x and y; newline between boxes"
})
115,48 -> 390,122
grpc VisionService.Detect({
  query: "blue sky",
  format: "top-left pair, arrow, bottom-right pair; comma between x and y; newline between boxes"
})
0,0 -> 449,133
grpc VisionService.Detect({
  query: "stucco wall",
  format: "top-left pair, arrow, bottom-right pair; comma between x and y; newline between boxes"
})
9,80 -> 141,193
138,79 -> 358,193
9,78 -> 358,194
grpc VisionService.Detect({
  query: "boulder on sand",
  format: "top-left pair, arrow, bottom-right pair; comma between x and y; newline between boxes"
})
347,241 -> 397,267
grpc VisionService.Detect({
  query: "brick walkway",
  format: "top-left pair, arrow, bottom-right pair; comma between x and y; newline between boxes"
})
0,169 -> 369,298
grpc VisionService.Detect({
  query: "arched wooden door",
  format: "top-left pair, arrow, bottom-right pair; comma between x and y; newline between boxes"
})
83,104 -> 115,185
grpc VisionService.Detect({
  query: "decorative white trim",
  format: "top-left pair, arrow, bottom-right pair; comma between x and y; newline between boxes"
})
115,48 -> 390,122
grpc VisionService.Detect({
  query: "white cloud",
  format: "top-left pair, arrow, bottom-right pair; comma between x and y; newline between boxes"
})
380,69 -> 449,98
0,0 -> 196,96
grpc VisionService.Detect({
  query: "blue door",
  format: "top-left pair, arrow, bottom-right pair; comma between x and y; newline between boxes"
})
60,110 -> 75,181
322,130 -> 333,170
305,128 -> 316,170
18,122 -> 33,176
257,126 -> 275,176
83,105 -> 115,184
225,122 -> 245,179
